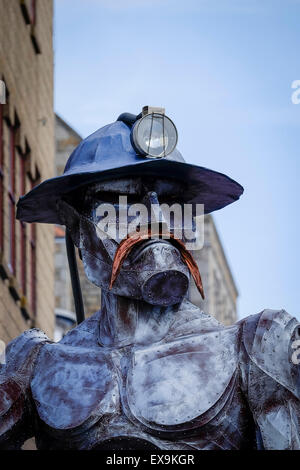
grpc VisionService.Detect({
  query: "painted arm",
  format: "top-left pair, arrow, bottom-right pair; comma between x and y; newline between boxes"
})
0,329 -> 49,449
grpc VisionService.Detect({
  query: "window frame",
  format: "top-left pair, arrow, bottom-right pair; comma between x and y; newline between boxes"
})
29,179 -> 37,315
8,126 -> 16,275
0,104 -> 3,252
30,0 -> 37,26
20,155 -> 27,294
19,0 -> 41,54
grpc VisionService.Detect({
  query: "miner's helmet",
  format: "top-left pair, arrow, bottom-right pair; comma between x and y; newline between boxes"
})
16,106 -> 243,224
16,106 -> 244,325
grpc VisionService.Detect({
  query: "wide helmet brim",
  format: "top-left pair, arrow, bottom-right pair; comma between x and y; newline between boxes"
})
16,121 -> 244,224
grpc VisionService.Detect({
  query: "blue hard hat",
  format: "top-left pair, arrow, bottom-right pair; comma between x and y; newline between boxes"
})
16,114 -> 243,224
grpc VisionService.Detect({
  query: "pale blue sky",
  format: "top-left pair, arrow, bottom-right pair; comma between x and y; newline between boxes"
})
54,0 -> 300,320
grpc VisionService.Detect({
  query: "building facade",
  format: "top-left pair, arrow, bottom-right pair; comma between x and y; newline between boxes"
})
189,215 -> 238,325
0,0 -> 55,343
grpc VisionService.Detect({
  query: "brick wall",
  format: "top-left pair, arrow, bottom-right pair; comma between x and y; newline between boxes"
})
0,0 -> 54,342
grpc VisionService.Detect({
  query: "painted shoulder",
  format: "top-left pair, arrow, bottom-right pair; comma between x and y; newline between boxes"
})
3,328 -> 50,376
240,309 -> 300,398
31,312 -> 118,430
0,328 -> 50,447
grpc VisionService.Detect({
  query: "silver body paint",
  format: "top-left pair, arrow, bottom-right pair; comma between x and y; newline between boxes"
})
0,298 -> 299,449
1,175 -> 299,450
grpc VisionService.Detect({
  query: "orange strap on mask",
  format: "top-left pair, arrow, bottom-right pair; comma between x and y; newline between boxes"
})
110,228 -> 205,300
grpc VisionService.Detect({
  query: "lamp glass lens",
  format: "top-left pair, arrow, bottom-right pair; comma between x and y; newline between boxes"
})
136,113 -> 177,157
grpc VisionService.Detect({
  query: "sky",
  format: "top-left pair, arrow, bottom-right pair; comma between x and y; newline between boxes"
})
54,0 -> 300,320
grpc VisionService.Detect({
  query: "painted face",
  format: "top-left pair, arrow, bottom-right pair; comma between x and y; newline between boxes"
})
60,176 -> 204,306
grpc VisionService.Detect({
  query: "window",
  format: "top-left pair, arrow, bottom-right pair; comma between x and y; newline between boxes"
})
20,0 -> 31,24
30,0 -> 36,25
0,104 -> 3,252
19,0 -> 41,54
20,155 -> 27,294
8,126 -> 16,275
20,0 -> 36,25
30,223 -> 36,314
30,0 -> 40,54
30,180 -> 37,315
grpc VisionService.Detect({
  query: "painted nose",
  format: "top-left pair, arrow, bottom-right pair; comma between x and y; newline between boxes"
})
133,237 -> 190,306
141,269 -> 189,306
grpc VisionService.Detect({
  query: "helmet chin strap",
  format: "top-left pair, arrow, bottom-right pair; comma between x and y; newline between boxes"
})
65,230 -> 85,325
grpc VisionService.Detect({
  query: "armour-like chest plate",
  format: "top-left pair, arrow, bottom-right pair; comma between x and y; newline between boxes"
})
31,322 -> 239,437
126,327 -> 238,431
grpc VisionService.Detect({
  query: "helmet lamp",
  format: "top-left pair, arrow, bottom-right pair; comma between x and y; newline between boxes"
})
131,112 -> 178,158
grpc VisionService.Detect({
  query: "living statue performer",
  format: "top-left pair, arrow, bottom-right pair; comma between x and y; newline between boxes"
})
0,107 -> 299,450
